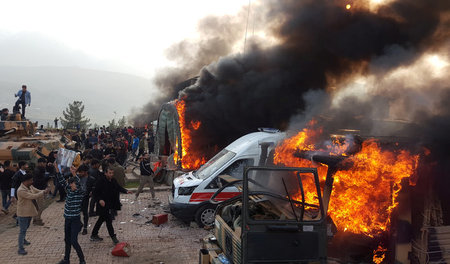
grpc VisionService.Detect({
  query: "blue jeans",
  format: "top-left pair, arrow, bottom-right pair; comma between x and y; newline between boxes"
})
18,217 -> 31,250
64,216 -> 85,262
1,189 -> 11,210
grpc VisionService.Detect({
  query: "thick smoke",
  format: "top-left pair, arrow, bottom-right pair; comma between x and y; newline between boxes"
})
130,12 -> 247,125
176,0 -> 450,153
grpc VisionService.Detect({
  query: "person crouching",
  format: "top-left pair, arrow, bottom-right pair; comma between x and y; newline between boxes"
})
55,164 -> 86,264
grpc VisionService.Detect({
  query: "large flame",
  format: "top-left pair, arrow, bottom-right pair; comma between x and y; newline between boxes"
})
274,120 -> 420,237
175,99 -> 207,170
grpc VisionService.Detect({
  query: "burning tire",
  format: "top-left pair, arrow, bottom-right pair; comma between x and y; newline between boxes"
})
195,204 -> 216,227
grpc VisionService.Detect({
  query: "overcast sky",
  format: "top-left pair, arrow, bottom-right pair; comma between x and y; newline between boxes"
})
0,0 -> 250,125
0,0 -> 247,77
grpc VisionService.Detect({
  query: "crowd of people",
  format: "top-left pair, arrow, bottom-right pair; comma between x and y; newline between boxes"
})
0,125 -> 163,262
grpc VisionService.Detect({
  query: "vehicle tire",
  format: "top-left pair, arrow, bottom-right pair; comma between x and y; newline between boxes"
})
195,203 -> 216,227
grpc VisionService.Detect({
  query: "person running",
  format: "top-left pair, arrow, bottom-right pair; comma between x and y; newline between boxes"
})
90,166 -> 130,244
88,159 -> 101,217
54,164 -> 86,264
134,153 -> 162,201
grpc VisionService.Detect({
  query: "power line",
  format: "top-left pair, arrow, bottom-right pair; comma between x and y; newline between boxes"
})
244,0 -> 251,54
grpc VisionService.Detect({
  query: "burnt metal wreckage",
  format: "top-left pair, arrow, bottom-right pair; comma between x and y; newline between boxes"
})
205,161 -> 339,264
200,132 -> 448,263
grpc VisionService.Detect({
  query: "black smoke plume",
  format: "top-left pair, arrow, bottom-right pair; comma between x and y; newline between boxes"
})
175,0 -> 450,154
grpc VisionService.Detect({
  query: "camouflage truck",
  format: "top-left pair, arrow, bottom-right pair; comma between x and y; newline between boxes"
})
0,119 -> 63,166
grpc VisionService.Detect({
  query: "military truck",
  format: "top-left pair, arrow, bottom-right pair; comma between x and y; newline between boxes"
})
201,166 -> 332,264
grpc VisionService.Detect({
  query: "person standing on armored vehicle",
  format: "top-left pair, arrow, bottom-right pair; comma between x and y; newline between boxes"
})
14,85 -> 31,119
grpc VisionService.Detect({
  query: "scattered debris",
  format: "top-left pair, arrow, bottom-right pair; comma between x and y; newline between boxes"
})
152,214 -> 168,226
111,242 -> 131,257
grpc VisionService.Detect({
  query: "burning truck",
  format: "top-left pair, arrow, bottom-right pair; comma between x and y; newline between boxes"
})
151,84 -> 448,263
196,119 -> 443,263
158,100 -> 445,263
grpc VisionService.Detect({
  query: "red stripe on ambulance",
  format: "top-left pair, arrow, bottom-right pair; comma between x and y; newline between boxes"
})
189,192 -> 240,202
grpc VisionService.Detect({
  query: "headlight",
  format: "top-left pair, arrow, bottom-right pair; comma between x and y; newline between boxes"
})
178,186 -> 198,196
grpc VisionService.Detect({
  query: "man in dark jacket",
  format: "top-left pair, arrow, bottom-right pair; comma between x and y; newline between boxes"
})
88,159 -> 101,216
103,141 -> 116,158
76,164 -> 96,235
134,153 -> 161,200
32,158 -> 49,225
11,161 -> 29,200
90,166 -> 130,244
90,143 -> 104,161
0,160 -> 15,214
1,108 -> 9,121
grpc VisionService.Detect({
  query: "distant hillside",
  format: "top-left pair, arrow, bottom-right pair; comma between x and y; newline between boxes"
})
0,66 -> 154,126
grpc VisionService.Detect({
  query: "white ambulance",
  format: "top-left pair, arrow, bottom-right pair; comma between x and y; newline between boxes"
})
169,128 -> 285,226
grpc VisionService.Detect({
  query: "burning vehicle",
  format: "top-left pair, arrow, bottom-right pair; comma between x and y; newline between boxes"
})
206,166 -> 330,264
156,94 -> 446,262
200,122 -> 432,263
169,128 -> 285,227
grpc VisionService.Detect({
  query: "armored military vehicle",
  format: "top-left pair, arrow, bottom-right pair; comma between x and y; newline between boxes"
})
0,118 -> 63,166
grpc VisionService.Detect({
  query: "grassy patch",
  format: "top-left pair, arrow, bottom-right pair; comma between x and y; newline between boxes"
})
125,181 -> 140,189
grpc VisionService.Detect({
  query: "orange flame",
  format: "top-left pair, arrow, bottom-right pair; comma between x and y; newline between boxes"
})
175,100 -> 207,170
191,120 -> 201,130
274,120 -> 419,236
330,140 -> 419,235
373,245 -> 387,263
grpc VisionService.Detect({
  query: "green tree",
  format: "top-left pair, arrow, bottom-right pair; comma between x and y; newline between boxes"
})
107,119 -> 117,130
60,101 -> 90,130
118,116 -> 127,128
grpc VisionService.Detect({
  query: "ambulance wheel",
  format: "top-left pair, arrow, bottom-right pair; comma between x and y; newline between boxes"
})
195,204 -> 216,227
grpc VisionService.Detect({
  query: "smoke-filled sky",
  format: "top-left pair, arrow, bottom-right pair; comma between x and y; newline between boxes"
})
1,0 -> 449,133
134,0 -> 450,164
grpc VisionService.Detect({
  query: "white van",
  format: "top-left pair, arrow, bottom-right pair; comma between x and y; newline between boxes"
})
169,128 -> 286,226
